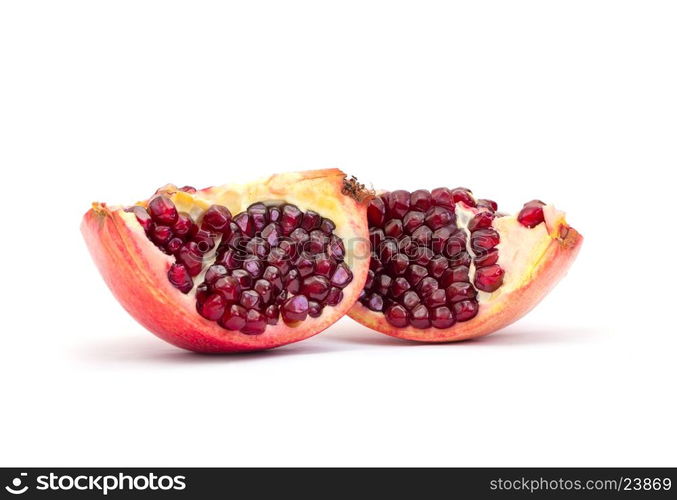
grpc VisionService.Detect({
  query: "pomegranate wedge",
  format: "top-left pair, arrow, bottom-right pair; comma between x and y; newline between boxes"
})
348,189 -> 583,341
82,169 -> 370,352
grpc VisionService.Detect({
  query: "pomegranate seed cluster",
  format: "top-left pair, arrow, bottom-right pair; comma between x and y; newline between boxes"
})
361,188 -> 505,330
129,195 -> 353,335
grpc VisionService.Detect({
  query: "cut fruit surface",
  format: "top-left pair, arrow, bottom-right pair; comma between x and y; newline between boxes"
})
349,190 -> 582,342
82,169 -> 370,352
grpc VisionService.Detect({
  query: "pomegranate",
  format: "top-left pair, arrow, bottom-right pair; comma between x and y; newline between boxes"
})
82,169 -> 371,352
349,189 -> 583,341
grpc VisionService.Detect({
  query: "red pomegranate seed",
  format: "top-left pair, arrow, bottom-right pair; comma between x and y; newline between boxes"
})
445,282 -> 477,303
328,236 -> 345,260
476,199 -> 498,212
374,274 -> 392,296
450,251 -> 471,267
195,283 -> 209,303
403,211 -> 425,234
387,190 -> 411,219
295,256 -> 314,277
179,185 -> 196,193
453,299 -> 479,322
405,264 -> 428,287
369,228 -> 385,249
261,223 -> 282,247
254,279 -> 273,304
402,290 -> 421,310
384,219 -> 404,238
451,266 -> 470,283
201,205 -> 232,233
431,306 -> 455,328
240,290 -> 262,310
213,276 -> 241,301
424,289 -> 447,308
314,256 -> 337,277
282,295 -> 309,323
268,206 -> 281,223
173,212 -> 196,238
410,189 -> 432,212
308,229 -> 329,254
216,248 -> 241,270
241,309 -> 267,334
246,238 -> 269,261
414,247 -> 434,266
468,211 -> 495,232
301,210 -> 322,231
166,237 -> 183,254
289,227 -> 310,249
280,205 -> 303,235
385,304 -> 409,327
451,187 -> 476,207
178,242 -> 203,276
265,304 -> 279,325
364,270 -> 375,290
330,262 -> 353,288
518,201 -> 545,228
424,207 -> 454,230
267,247 -> 291,274
326,287 -> 343,306
444,231 -> 467,257
474,264 -> 504,292
439,268 -> 455,288
231,269 -> 253,290
308,301 -> 323,318
387,254 -> 409,276
285,269 -> 301,294
198,293 -> 226,321
367,197 -> 387,227
365,293 -> 384,312
192,230 -> 216,254
219,304 -> 248,330
417,276 -> 439,297
431,226 -> 455,253
411,225 -> 433,247
389,277 -> 411,298
474,248 -> 499,267
233,212 -> 254,237
427,255 -> 449,278
168,263 -> 193,293
247,203 -> 268,232
148,195 -> 178,225
151,225 -> 172,245
320,218 -> 336,234
301,275 -> 331,301
470,228 -> 500,254
242,257 -> 263,278
410,304 -> 431,329
431,187 -> 454,207
262,266 -> 283,292
204,265 -> 227,285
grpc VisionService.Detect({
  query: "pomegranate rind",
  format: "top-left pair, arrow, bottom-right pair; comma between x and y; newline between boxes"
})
82,169 -> 370,353
347,205 -> 583,342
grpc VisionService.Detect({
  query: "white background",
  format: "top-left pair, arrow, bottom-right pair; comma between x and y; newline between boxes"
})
1,1 -> 675,466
